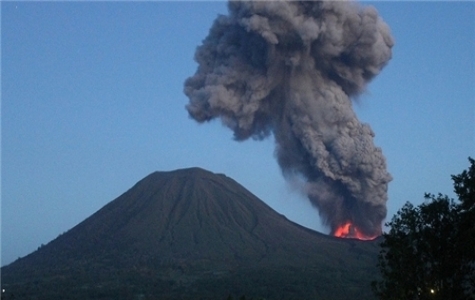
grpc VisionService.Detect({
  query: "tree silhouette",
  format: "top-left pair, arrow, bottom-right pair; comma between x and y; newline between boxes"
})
373,158 -> 475,300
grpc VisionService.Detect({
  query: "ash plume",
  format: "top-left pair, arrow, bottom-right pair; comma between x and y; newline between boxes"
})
184,0 -> 393,237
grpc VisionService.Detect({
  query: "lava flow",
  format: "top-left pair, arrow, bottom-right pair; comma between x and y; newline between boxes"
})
333,222 -> 378,241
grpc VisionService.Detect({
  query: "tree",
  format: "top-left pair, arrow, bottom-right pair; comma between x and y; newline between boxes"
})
372,158 -> 475,300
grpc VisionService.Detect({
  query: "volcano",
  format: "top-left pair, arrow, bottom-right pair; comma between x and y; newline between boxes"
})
1,168 -> 381,299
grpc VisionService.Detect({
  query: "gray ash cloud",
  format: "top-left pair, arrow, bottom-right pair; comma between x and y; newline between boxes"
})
184,0 -> 393,237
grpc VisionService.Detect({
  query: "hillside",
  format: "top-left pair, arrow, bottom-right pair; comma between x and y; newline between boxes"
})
1,168 -> 381,299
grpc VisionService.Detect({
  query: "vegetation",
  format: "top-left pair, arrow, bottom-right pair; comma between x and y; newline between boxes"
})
373,158 -> 475,300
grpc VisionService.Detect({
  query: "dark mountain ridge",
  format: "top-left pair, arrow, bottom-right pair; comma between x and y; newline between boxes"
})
2,167 -> 381,299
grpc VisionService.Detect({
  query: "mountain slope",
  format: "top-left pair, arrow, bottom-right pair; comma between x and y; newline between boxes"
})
1,167 -> 381,299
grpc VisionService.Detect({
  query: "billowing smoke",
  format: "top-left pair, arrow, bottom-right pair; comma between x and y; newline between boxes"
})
184,0 -> 393,237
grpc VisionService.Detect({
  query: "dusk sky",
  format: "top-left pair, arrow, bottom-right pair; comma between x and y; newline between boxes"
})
2,1 -> 474,266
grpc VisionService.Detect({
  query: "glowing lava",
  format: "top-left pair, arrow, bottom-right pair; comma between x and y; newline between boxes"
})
333,222 -> 378,240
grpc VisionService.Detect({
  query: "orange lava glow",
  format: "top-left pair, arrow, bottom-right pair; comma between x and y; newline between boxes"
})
333,222 -> 378,240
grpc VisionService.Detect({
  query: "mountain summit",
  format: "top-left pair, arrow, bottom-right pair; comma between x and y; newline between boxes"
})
2,168 -> 380,299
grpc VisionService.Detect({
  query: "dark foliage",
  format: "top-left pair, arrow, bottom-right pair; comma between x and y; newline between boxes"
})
373,158 -> 475,300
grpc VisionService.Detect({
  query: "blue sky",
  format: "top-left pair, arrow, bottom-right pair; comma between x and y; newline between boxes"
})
2,1 -> 474,266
